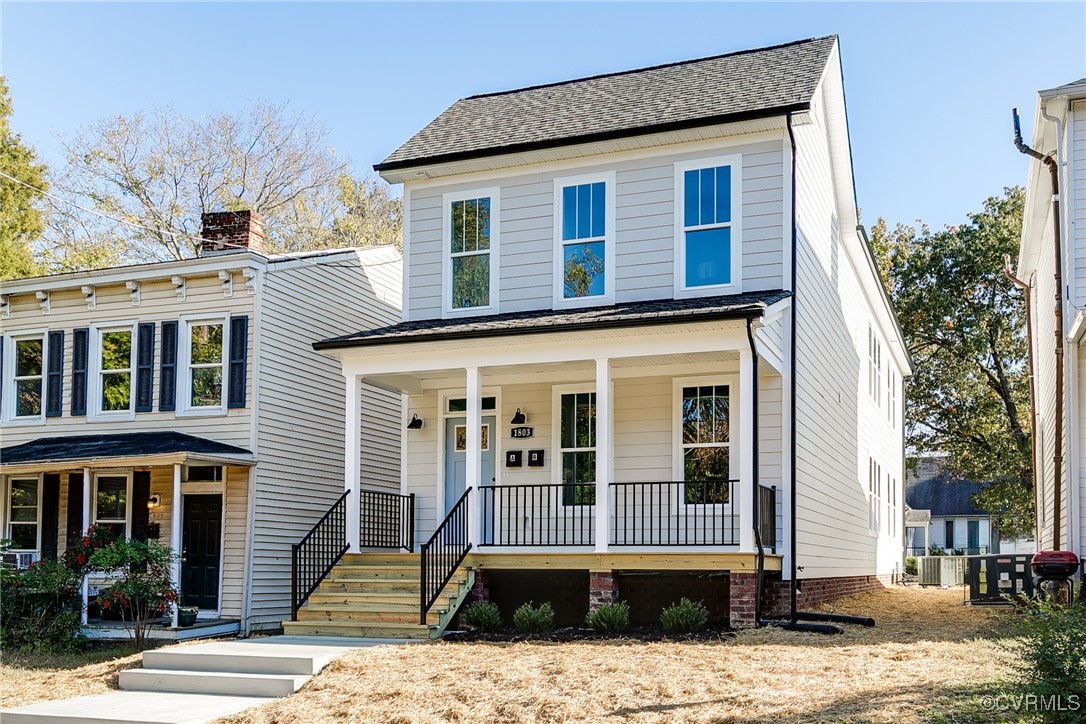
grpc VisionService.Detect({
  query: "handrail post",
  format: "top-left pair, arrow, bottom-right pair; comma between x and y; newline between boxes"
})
419,547 -> 428,625
408,493 -> 416,551
290,543 -> 299,621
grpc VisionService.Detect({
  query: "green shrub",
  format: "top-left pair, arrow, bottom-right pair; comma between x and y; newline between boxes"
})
462,602 -> 501,632
1007,598 -> 1086,706
905,556 -> 918,576
512,601 -> 554,633
660,598 -> 709,634
585,601 -> 630,634
0,558 -> 84,653
89,538 -> 178,651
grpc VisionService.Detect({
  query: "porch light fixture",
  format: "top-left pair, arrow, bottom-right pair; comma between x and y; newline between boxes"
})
406,414 -> 424,430
510,408 -> 527,425
147,494 -> 161,509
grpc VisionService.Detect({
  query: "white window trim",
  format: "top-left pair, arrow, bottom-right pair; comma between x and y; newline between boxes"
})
92,470 -> 134,539
868,457 -> 882,537
551,383 -> 597,510
6,474 -> 43,553
552,171 -> 616,308
2,330 -> 48,425
177,314 -> 230,417
673,154 -> 743,298
672,376 -> 739,510
441,187 -> 500,318
88,322 -> 138,421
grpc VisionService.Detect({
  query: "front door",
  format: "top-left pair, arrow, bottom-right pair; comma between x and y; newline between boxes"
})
444,416 -> 496,514
181,494 -> 222,610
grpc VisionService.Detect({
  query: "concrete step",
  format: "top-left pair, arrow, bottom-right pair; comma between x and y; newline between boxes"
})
142,648 -> 323,676
0,691 -> 274,724
119,668 -> 309,698
282,620 -> 435,639
298,606 -> 442,624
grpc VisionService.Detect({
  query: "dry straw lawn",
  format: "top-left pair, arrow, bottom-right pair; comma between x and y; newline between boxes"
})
0,645 -> 144,709
224,586 -> 1017,723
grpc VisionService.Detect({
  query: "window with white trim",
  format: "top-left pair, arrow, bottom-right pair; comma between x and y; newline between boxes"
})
558,391 -> 596,506
10,335 -> 44,419
447,194 -> 495,311
7,478 -> 41,551
675,157 -> 741,293
680,385 -> 732,504
93,474 -> 129,540
555,175 -> 612,303
868,326 -> 882,407
182,319 -> 226,410
888,475 -> 897,538
868,457 -> 882,534
94,326 -> 135,414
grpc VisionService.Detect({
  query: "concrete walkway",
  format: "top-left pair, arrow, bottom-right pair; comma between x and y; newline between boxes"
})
0,636 -> 416,724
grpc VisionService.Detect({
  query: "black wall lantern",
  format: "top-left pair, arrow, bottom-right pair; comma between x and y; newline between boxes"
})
510,408 -> 527,425
406,414 -> 424,430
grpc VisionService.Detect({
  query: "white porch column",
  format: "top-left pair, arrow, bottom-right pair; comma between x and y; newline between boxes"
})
81,467 -> 91,625
170,463 -> 182,628
465,366 -> 482,546
738,348 -> 756,552
344,373 -> 361,551
594,358 -> 612,553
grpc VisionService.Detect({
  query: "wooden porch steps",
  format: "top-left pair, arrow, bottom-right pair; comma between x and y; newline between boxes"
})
282,554 -> 472,640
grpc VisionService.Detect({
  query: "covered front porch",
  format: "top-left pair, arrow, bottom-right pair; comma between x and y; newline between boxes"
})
0,431 -> 254,635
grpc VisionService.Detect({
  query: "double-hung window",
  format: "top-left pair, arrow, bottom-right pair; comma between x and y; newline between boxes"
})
868,457 -> 881,534
94,474 -> 130,540
675,156 -> 741,295
93,325 -> 136,416
558,390 -> 596,506
679,384 -> 732,504
7,477 -> 41,551
444,190 -> 498,314
9,335 -> 45,420
554,173 -> 614,305
868,327 -> 882,407
181,318 -> 227,412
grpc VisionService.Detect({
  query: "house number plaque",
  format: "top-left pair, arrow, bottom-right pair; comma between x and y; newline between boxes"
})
511,426 -> 534,439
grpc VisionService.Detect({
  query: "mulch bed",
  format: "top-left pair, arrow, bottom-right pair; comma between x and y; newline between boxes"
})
441,623 -> 735,643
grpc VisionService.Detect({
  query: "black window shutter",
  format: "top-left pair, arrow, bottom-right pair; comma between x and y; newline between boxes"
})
46,331 -> 65,417
135,323 -> 155,412
71,328 -> 89,416
131,472 -> 151,541
160,321 -> 178,411
65,473 -> 84,547
41,474 -> 60,560
228,315 -> 249,409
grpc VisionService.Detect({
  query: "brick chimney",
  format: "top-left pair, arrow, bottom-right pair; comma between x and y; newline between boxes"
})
199,210 -> 265,255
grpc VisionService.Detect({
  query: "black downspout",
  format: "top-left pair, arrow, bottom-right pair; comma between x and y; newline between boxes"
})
786,111 -> 800,625
746,317 -> 764,626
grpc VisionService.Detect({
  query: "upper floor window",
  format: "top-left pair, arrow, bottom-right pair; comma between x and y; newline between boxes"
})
554,173 -> 614,305
94,325 -> 135,416
868,326 -> 882,407
444,190 -> 499,314
675,156 -> 742,295
11,335 -> 44,419
182,318 -> 226,412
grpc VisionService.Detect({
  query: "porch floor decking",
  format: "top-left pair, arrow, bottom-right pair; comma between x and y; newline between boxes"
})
81,618 -> 241,642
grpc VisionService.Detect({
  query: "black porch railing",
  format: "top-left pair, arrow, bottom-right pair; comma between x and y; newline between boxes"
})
291,491 -> 349,621
610,480 -> 739,546
479,484 -> 595,546
757,484 -> 777,552
419,487 -> 472,625
359,489 -> 415,550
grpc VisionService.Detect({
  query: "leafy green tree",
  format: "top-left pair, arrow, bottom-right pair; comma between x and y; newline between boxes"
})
871,188 -> 1033,537
0,77 -> 46,280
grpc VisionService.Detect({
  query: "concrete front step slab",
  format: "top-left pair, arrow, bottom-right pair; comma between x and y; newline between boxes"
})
141,636 -> 369,676
119,669 -> 309,698
0,691 -> 273,724
282,620 -> 435,639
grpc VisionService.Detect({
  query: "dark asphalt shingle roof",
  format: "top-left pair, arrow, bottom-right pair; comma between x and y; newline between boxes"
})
376,36 -> 837,171
315,290 -> 790,349
1,432 -> 253,466
904,457 -> 986,517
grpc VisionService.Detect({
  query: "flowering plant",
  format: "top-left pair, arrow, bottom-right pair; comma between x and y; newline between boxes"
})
89,538 -> 178,651
63,524 -> 117,576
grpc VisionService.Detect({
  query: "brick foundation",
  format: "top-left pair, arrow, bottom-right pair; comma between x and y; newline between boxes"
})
729,572 -> 758,627
466,569 -> 489,606
732,572 -> 892,627
589,571 -> 618,610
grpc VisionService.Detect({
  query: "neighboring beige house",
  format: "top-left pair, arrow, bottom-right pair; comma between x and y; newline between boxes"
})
0,211 -> 403,635
1016,78 -> 1086,564
286,35 -> 911,639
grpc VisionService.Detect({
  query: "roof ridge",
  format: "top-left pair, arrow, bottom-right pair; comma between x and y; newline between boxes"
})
464,35 -> 837,102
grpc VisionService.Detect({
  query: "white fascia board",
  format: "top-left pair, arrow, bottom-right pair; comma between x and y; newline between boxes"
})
0,452 -> 257,475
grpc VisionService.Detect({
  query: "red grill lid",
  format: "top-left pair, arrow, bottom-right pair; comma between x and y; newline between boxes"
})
1032,551 -> 1080,565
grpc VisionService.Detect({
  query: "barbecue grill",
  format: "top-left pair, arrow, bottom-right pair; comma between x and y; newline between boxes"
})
1031,551 -> 1080,579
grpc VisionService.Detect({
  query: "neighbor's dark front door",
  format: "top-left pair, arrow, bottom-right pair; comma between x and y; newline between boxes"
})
181,494 -> 222,609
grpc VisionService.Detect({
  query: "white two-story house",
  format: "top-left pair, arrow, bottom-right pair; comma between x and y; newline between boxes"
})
286,35 -> 910,638
1017,77 -> 1086,572
0,211 -> 403,636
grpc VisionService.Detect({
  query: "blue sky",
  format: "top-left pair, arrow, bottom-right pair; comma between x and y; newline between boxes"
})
2,2 -> 1084,230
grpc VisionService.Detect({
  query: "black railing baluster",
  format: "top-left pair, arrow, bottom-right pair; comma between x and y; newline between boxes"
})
419,487 -> 472,625
290,491 -> 349,619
